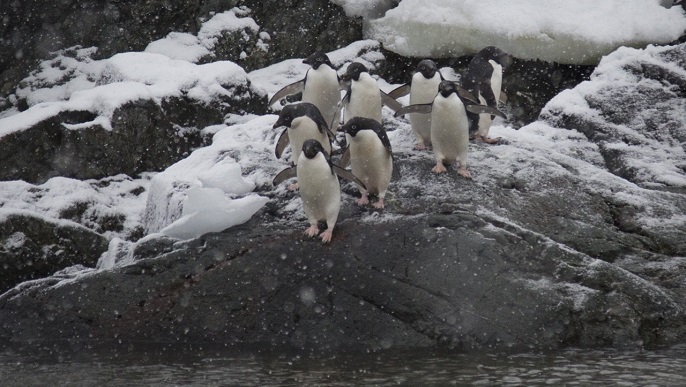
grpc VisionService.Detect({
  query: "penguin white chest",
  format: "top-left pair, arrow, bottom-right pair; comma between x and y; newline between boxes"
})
346,73 -> 382,122
297,153 -> 340,223
477,60 -> 503,137
289,117 -> 331,164
431,95 -> 469,164
302,66 -> 341,128
409,72 -> 441,145
347,131 -> 392,195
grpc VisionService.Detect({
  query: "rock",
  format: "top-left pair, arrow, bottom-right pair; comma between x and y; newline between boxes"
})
0,211 -> 108,293
541,44 -> 686,193
1,0 -> 362,104
0,100 -> 205,184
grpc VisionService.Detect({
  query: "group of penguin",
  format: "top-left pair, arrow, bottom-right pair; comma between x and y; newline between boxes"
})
268,46 -> 513,243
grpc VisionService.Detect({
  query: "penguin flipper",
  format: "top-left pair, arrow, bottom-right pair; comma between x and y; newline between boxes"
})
275,128 -> 290,159
387,84 -> 410,99
465,104 -> 507,119
332,164 -> 366,191
457,87 -> 480,105
268,79 -> 306,106
381,91 -> 404,113
394,103 -> 433,117
339,146 -> 351,168
273,166 -> 297,186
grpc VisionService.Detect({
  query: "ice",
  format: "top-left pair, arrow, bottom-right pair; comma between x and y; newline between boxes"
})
159,187 -> 268,240
365,0 -> 686,64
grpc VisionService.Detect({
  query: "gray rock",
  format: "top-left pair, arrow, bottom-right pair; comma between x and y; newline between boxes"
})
0,211 -> 108,293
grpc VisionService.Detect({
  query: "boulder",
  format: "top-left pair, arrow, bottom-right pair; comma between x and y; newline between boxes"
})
0,210 -> 108,293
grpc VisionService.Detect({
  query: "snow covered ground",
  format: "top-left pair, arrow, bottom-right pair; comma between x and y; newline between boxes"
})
1,4 -> 685,276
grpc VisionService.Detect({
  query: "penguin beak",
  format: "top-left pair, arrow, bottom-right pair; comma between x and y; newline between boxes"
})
273,118 -> 285,129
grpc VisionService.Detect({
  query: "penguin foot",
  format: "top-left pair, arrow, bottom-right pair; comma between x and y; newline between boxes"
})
432,163 -> 448,173
414,143 -> 427,151
305,225 -> 319,238
481,136 -> 502,144
357,194 -> 370,206
320,229 -> 334,243
288,182 -> 299,191
373,199 -> 385,209
457,166 -> 472,179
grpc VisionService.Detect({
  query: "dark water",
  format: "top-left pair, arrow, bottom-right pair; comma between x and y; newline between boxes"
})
1,344 -> 685,386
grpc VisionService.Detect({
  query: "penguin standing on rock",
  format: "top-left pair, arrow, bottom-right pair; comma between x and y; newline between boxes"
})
340,117 -> 394,209
340,62 -> 403,125
387,59 -> 443,150
268,51 -> 342,132
273,139 -> 365,243
462,46 -> 513,144
395,80 -> 505,178
272,102 -> 334,166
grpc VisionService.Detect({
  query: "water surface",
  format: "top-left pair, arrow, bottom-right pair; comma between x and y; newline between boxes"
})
1,344 -> 685,386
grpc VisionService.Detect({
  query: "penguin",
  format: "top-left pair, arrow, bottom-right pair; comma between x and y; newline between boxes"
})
340,62 -> 402,125
272,102 -> 334,167
273,139 -> 366,243
387,59 -> 443,150
340,117 -> 394,209
268,51 -> 342,131
395,80 -> 506,178
462,46 -> 513,144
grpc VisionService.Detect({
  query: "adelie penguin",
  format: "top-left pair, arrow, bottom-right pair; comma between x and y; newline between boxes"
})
340,62 -> 403,124
273,139 -> 365,243
395,80 -> 505,178
272,102 -> 335,165
462,46 -> 513,144
268,51 -> 343,132
389,59 -> 479,150
340,117 -> 394,209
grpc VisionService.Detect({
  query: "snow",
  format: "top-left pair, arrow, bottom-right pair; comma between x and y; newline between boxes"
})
0,49 -> 250,137
365,0 -> 686,64
145,7 -> 266,63
541,44 -> 686,188
331,0 -> 398,18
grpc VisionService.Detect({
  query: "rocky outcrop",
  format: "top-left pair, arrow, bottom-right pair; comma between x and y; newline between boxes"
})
0,7 -> 684,355
1,144 -> 684,351
541,44 -> 686,192
0,211 -> 108,293
1,0 -> 362,107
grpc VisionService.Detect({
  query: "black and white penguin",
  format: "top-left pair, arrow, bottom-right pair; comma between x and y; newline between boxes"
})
340,117 -> 394,209
340,62 -> 402,125
273,139 -> 365,243
462,46 -> 513,144
387,59 -> 443,150
272,102 -> 334,167
395,80 -> 505,178
268,51 -> 342,131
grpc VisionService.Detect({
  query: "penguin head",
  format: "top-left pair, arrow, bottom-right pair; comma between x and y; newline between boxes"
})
302,139 -> 327,159
438,80 -> 458,98
273,103 -> 326,131
303,51 -> 333,70
273,103 -> 309,128
416,59 -> 438,79
481,46 -> 513,69
341,116 -> 380,138
341,62 -> 368,82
